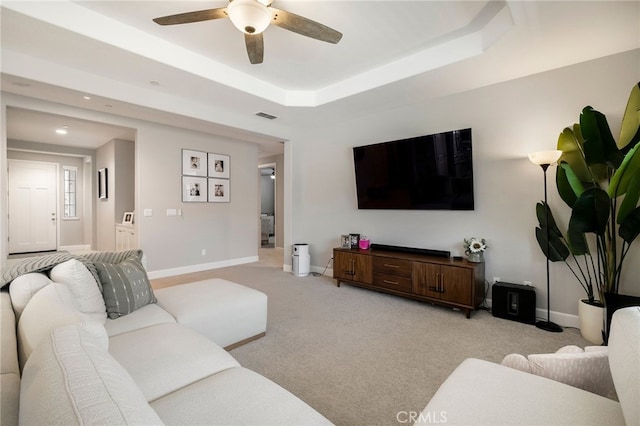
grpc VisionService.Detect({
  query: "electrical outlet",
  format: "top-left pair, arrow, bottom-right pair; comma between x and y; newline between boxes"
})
201,249 -> 206,256
493,277 -> 501,283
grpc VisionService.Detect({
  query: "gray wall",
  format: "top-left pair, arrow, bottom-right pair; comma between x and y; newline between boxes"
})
288,50 -> 640,320
96,138 -> 135,250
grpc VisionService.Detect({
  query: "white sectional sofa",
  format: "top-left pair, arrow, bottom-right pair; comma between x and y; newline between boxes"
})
0,251 -> 332,426
415,306 -> 640,426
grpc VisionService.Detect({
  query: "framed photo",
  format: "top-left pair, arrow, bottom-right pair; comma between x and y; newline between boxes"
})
341,235 -> 351,248
349,233 -> 360,249
182,149 -> 207,177
208,178 -> 230,203
182,176 -> 207,202
122,212 -> 134,225
98,168 -> 108,199
208,153 -> 230,179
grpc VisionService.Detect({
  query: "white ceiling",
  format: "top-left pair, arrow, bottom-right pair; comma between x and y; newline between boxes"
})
1,1 -> 639,153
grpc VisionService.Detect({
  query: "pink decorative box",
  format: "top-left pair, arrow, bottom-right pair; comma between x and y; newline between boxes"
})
359,239 -> 370,250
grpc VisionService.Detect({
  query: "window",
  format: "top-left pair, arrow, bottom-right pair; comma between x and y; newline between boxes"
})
64,166 -> 78,219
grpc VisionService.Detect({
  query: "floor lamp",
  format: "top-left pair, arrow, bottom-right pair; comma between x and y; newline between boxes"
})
529,150 -> 563,333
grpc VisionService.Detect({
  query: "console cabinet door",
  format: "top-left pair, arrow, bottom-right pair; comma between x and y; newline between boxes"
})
334,251 -> 372,284
440,265 -> 472,305
412,262 -> 442,299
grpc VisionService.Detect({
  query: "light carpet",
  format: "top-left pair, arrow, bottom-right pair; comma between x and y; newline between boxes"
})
152,252 -> 590,426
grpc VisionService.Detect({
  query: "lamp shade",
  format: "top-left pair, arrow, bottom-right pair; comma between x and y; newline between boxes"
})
227,0 -> 272,34
528,150 -> 562,166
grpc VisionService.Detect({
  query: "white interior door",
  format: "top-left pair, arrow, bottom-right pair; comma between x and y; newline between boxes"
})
8,160 -> 57,254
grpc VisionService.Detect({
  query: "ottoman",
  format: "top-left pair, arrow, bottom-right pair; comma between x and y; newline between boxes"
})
155,278 -> 267,349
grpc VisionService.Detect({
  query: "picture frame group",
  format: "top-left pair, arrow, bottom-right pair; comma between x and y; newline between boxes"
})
181,149 -> 230,203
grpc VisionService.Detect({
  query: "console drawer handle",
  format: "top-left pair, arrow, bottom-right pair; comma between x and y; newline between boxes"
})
383,264 -> 400,268
383,280 -> 400,285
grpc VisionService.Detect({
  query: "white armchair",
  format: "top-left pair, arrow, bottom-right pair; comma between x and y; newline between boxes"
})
501,345 -> 616,399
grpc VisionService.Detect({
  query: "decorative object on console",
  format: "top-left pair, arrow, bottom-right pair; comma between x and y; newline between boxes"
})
340,235 -> 351,249
463,237 -> 487,263
349,234 -> 360,249
529,149 -> 563,333
358,236 -> 370,250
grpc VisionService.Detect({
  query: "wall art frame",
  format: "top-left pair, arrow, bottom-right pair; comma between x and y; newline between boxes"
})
182,149 -> 208,177
182,176 -> 207,203
208,178 -> 230,203
98,168 -> 108,199
208,153 -> 230,179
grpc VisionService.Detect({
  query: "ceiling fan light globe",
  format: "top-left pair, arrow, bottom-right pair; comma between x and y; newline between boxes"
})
227,0 -> 271,35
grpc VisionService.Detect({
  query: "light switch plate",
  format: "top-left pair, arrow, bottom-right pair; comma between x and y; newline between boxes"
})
143,209 -> 153,217
166,209 -> 177,216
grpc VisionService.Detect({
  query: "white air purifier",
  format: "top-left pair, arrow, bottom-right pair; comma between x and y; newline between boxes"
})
292,243 -> 310,277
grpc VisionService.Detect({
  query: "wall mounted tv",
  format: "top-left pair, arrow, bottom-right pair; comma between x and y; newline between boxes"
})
353,128 -> 474,210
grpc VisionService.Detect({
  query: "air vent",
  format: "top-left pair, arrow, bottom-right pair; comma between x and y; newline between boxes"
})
256,112 -> 277,120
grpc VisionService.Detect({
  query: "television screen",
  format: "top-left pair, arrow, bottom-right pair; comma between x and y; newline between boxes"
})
353,128 -> 474,210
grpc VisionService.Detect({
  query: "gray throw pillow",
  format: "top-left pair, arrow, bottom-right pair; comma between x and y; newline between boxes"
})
94,256 -> 156,319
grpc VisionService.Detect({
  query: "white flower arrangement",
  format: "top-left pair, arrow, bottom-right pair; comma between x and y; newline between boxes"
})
463,237 -> 487,255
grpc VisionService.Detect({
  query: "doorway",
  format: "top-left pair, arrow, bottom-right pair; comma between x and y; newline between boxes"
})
259,164 -> 276,248
8,160 -> 58,254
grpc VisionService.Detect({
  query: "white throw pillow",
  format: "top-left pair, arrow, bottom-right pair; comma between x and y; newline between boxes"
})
50,259 -> 107,323
9,273 -> 52,319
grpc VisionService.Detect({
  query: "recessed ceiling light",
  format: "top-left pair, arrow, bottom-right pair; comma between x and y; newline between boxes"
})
150,81 -> 160,86
104,104 -> 113,108
56,128 -> 68,135
83,95 -> 91,100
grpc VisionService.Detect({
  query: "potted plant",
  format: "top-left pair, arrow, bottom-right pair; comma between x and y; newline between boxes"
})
535,82 -> 640,343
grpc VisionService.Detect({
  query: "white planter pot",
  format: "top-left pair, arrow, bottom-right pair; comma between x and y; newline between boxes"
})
578,299 -> 604,345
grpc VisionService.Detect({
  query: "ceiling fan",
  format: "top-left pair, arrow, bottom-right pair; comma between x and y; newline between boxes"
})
153,0 -> 343,65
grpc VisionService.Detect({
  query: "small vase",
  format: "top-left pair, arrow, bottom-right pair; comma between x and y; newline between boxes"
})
467,252 -> 484,263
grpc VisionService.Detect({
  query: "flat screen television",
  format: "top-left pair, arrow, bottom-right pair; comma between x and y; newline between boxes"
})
353,128 -> 474,210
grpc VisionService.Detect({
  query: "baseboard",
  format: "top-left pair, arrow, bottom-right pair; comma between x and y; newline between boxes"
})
147,256 -> 259,279
59,244 -> 91,252
484,297 -> 579,328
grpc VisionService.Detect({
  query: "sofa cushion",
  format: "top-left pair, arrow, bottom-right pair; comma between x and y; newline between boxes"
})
20,322 -> 163,426
108,322 -> 240,402
415,358 -> 624,425
17,283 -> 84,369
608,306 -> 640,426
501,345 -> 615,398
94,256 -> 156,319
7,272 -> 52,319
151,367 -> 332,426
104,303 -> 176,337
155,278 -> 267,348
50,259 -> 107,323
1,291 -> 19,426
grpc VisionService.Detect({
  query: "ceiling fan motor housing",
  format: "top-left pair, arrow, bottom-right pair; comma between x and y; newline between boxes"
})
227,0 -> 272,34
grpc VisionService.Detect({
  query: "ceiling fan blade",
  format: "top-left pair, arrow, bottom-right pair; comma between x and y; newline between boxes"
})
269,7 -> 342,44
245,33 -> 264,64
153,8 -> 227,26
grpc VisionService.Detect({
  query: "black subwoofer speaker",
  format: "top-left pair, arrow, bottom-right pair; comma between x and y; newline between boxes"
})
492,282 -> 536,324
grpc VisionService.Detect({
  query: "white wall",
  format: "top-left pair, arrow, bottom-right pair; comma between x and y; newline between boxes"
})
289,50 -> 640,319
